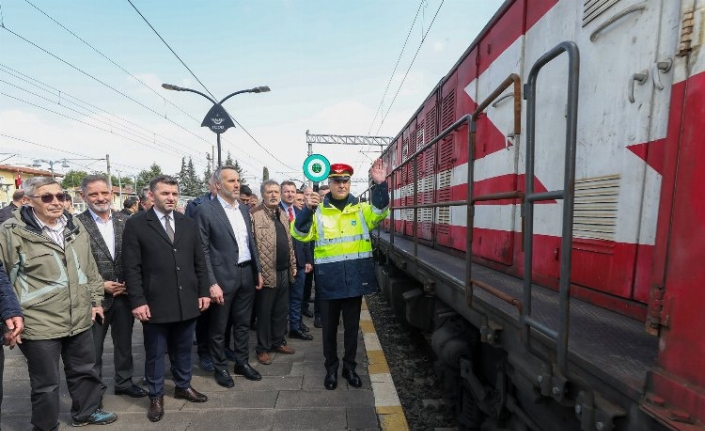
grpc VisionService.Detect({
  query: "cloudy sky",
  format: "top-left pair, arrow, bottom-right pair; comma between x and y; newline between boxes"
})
0,0 -> 504,195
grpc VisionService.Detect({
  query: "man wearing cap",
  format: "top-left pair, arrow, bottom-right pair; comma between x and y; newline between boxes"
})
292,159 -> 389,390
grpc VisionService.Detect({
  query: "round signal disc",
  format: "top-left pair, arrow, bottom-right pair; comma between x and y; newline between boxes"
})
303,154 -> 330,182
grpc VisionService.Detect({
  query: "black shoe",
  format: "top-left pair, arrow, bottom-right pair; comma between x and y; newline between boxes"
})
174,386 -> 208,403
314,316 -> 322,328
289,329 -> 313,341
302,309 -> 314,318
324,371 -> 337,390
342,369 -> 362,388
214,369 -> 234,388
147,396 -> 164,422
114,384 -> 147,398
234,363 -> 262,381
198,355 -> 215,372
300,321 -> 310,332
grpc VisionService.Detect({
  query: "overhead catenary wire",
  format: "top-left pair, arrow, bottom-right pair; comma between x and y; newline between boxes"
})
367,0 -> 425,135
0,25 -> 215,147
0,64 -> 202,157
21,0 -> 203,125
124,0 -> 298,173
376,0 -> 445,135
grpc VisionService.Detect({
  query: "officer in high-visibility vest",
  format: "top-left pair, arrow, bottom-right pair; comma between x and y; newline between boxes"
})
292,159 -> 389,390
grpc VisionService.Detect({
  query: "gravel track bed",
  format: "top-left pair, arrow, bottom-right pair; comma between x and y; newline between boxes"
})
365,292 -> 458,431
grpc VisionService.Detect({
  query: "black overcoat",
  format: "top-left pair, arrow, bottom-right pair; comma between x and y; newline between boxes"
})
123,208 -> 209,323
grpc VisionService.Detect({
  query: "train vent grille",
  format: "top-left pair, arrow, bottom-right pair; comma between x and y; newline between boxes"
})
573,174 -> 620,241
583,0 -> 622,27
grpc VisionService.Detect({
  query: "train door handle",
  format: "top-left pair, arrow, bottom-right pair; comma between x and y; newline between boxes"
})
652,58 -> 673,90
628,70 -> 649,103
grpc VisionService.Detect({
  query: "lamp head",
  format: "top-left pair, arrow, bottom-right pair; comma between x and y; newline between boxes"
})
161,83 -> 182,91
253,86 -> 270,93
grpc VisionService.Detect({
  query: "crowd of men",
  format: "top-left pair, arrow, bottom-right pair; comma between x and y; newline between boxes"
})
0,159 -> 389,430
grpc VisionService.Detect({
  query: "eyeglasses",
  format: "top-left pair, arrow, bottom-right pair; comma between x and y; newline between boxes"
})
30,193 -> 68,203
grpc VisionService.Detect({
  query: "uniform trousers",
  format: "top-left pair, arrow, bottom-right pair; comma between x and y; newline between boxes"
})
320,296 -> 363,373
19,329 -> 102,431
143,318 -> 197,398
255,269 -> 290,353
92,295 -> 137,394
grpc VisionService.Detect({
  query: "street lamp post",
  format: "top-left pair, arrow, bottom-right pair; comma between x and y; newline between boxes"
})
32,159 -> 70,179
161,84 -> 270,167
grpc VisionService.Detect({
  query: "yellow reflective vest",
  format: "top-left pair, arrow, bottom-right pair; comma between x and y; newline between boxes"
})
292,184 -> 389,299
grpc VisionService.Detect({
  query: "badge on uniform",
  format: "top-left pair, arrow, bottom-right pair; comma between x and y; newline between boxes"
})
351,220 -> 357,226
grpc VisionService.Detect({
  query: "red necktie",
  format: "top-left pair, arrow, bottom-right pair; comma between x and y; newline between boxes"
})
288,207 -> 294,222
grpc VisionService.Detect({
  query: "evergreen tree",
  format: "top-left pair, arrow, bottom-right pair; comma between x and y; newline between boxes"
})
202,153 -> 213,194
223,151 -> 247,184
224,151 -> 234,166
185,157 -> 202,196
135,163 -> 163,191
60,170 -> 89,190
262,166 -> 269,181
177,157 -> 189,195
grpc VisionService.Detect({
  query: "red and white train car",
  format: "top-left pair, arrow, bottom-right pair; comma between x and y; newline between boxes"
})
375,0 -> 705,430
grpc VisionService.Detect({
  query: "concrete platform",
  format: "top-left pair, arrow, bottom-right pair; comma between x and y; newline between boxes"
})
0,308 -> 400,431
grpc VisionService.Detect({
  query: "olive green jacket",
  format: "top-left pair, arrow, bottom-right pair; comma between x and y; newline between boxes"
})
0,207 -> 103,340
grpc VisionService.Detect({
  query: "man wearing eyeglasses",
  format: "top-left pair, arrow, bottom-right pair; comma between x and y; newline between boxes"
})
0,177 -> 118,430
292,160 -> 389,391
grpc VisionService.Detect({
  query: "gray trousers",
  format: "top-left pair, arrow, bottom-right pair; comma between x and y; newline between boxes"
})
255,269 -> 290,354
19,329 -> 102,431
92,295 -> 137,393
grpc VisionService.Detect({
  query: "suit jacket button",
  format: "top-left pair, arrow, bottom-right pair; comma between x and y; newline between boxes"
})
176,266 -> 180,271
179,286 -> 182,290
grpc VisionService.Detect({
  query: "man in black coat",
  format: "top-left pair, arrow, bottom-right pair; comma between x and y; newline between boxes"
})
77,175 -> 146,400
123,175 -> 211,422
194,166 -> 263,388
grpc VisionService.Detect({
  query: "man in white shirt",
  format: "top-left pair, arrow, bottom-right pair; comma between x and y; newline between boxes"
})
194,166 -> 264,388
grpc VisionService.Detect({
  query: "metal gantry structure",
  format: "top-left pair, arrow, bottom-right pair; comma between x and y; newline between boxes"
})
305,130 -> 393,156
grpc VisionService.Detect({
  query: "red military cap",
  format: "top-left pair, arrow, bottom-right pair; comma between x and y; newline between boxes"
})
328,163 -> 354,179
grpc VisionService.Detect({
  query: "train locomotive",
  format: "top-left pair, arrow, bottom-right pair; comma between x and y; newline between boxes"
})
372,0 -> 705,430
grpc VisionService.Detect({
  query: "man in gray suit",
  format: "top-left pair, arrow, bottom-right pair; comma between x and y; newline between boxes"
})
194,165 -> 263,388
77,175 -> 146,399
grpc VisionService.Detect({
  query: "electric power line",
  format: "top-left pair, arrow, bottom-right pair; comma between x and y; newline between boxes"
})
368,0 -> 425,134
21,0 -> 203,125
0,25 -> 216,147
124,0 -> 298,173
376,0 -> 445,134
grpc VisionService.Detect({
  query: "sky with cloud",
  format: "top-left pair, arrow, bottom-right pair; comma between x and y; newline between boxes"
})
0,0 -> 504,195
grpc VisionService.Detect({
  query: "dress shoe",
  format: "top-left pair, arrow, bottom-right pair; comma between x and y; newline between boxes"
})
300,321 -> 310,332
214,369 -> 234,388
313,316 -> 322,328
324,371 -> 337,390
289,329 -> 313,341
234,363 -> 262,381
257,351 -> 272,365
224,348 -> 236,362
302,309 -> 314,318
273,344 -> 295,355
198,355 -> 215,372
174,386 -> 208,403
114,384 -> 147,398
342,369 -> 363,388
147,396 -> 164,422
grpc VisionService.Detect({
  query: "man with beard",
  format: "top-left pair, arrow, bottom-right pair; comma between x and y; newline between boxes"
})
77,175 -> 146,401
194,166 -> 263,388
123,175 -> 211,422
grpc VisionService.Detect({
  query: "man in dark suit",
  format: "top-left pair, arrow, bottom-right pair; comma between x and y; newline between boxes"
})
77,175 -> 146,400
184,173 -> 218,372
123,175 -> 211,422
0,189 -> 27,224
194,166 -> 263,388
280,181 -> 313,341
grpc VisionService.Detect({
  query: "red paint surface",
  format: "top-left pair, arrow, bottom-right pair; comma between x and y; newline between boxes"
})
627,139 -> 666,176
651,71 -> 705,408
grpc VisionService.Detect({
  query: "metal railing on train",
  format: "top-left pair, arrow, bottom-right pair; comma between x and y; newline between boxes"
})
376,41 -> 580,377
